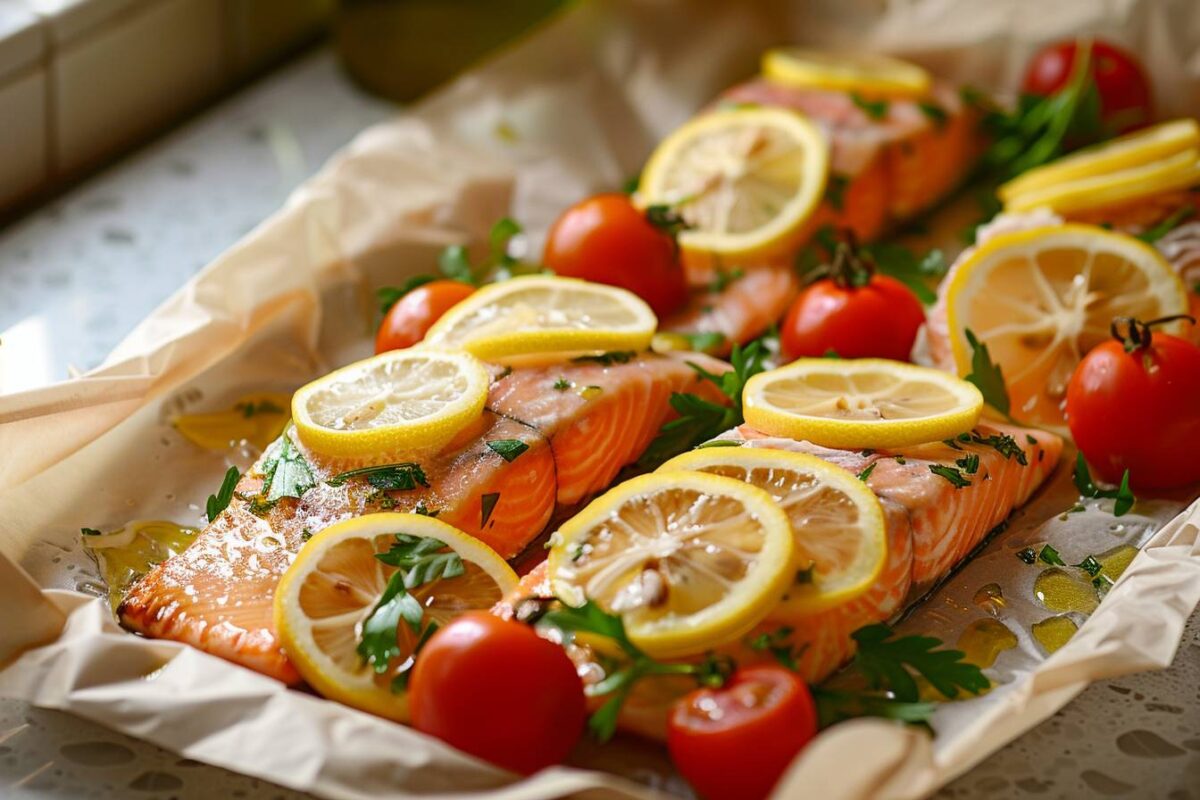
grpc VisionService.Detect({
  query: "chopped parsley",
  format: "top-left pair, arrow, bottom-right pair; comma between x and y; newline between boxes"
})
413,501 -> 440,517
376,275 -> 437,315
918,101 -> 948,129
329,462 -> 428,491
825,173 -> 849,211
955,453 -> 981,474
857,462 -> 877,482
437,217 -> 540,285
971,432 -> 1027,465
486,439 -> 529,462
676,331 -> 727,353
571,351 -> 636,366
1073,453 -> 1135,517
895,455 -> 907,465
480,492 -> 500,527
709,266 -> 745,293
81,527 -> 103,537
862,243 -> 946,305
850,92 -> 889,120
644,204 -> 691,242
357,570 -> 424,674
1038,543 -> 1067,566
552,377 -> 572,391
930,464 -> 971,489
746,626 -> 804,671
206,465 -> 241,521
1077,555 -> 1103,577
963,329 -> 1011,418
234,399 -> 284,418
376,533 -> 465,587
1016,547 -> 1037,565
822,348 -> 841,359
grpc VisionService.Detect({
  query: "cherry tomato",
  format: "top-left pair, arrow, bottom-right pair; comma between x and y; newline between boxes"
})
781,273 -> 925,361
667,665 -> 818,800
408,613 -> 586,775
543,193 -> 688,317
375,280 -> 474,353
1065,316 -> 1200,489
1022,40 -> 1152,133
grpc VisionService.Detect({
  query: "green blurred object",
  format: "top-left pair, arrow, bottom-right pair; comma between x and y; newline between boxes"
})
335,0 -> 565,103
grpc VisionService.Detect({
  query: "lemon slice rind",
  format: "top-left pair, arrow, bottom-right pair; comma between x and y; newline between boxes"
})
422,275 -> 657,360
548,471 -> 795,658
658,447 -> 886,614
1003,148 -> 1200,215
742,359 -> 984,450
761,47 -> 932,96
274,513 -> 518,722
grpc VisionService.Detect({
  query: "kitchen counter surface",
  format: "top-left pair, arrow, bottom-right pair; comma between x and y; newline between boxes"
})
1,45 -> 1197,800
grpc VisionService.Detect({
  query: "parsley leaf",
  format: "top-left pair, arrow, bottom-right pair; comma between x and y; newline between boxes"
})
644,205 -> 692,241
1038,543 -> 1066,566
328,462 -> 429,490
375,534 -> 465,588
436,217 -> 538,286
486,439 -> 529,462
480,492 -> 500,527
709,267 -> 745,293
814,688 -> 939,727
930,464 -> 971,489
357,570 -> 424,674
260,437 -> 315,502
206,465 -> 241,522
851,624 -> 989,702
1072,453 -> 1135,517
552,377 -> 572,391
81,527 -> 103,537
747,626 -> 804,671
862,243 -> 946,305
955,453 -> 981,474
857,462 -> 877,481
676,331 -> 726,353
918,101 -> 948,129
963,329 -> 1011,418
850,92 -> 889,120
376,275 -> 437,315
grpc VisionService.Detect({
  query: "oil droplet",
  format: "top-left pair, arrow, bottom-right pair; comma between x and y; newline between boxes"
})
957,618 -> 1017,668
1031,615 -> 1078,654
173,392 -> 291,451
973,583 -> 1005,615
1095,543 -> 1138,582
82,521 -> 199,611
1033,567 -> 1098,613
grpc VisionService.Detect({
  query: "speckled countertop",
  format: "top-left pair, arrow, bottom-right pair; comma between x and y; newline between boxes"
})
1,46 -> 1197,800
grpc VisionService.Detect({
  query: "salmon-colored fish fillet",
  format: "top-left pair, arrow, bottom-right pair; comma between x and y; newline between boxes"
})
661,263 -> 801,350
497,421 -> 1061,740
119,351 -> 730,683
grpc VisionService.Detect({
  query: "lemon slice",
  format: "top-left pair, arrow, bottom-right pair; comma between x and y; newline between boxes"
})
638,107 -> 829,261
1003,148 -> 1200,216
421,276 -> 656,360
274,513 -> 518,722
658,448 -> 886,614
999,119 -> 1200,203
743,359 -> 983,449
548,471 -> 793,657
945,224 -> 1189,426
761,47 -> 931,96
291,349 -> 489,459
173,392 -> 292,451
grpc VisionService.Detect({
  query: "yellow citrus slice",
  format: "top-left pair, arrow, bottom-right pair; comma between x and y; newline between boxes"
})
547,471 -> 794,657
743,359 -> 983,449
421,276 -> 656,360
173,392 -> 292,451
658,447 -> 886,614
274,513 -> 518,722
761,47 -> 931,96
291,348 -> 489,459
637,107 -> 829,261
1003,148 -> 1200,215
945,224 -> 1189,426
999,119 -> 1200,203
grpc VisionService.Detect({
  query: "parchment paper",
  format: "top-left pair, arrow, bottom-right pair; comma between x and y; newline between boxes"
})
2,1 -> 1200,798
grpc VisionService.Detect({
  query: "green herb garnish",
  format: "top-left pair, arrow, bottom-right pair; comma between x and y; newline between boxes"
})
1137,204 -> 1195,243
486,439 -> 529,462
571,351 -> 637,366
747,626 -> 804,671
709,267 -> 745,293
955,453 -> 981,474
1072,453 -> 1135,517
376,275 -> 437,315
850,92 -> 889,120
929,464 -> 971,489
645,204 -> 692,242
677,331 -> 727,353
857,462 -> 877,482
206,465 -> 241,521
480,492 -> 500,527
329,462 -> 429,491
1016,547 -> 1037,565
437,217 -> 538,285
851,623 -> 989,702
1076,555 -> 1102,577
1038,543 -> 1066,566
963,329 -> 1011,418
825,173 -> 849,211
81,527 -> 103,537
375,534 -> 465,587
553,377 -> 572,391
357,569 -> 424,674
260,437 -> 315,503
918,101 -> 948,129
861,243 -> 946,305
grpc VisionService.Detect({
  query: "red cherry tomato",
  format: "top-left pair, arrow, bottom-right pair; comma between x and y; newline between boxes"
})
1065,316 -> 1200,489
667,665 -> 818,800
543,193 -> 688,317
780,273 -> 925,361
408,613 -> 586,775
1022,40 -> 1152,133
375,280 -> 474,353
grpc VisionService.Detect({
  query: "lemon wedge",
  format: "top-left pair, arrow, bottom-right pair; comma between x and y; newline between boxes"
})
945,224 -> 1189,426
999,119 -> 1200,204
274,513 -> 518,722
761,47 -> 932,96
658,448 -> 886,614
743,359 -> 983,449
421,276 -> 656,360
1003,148 -> 1200,216
173,392 -> 292,451
638,107 -> 829,262
291,349 -> 489,459
548,471 -> 794,657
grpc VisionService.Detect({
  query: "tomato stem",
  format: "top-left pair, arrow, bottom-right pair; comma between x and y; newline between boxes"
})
1110,314 -> 1196,353
808,228 -> 875,289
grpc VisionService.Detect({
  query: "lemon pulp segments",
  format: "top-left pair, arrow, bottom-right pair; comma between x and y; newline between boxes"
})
743,359 -> 983,449
944,224 -> 1188,426
421,275 -> 657,360
761,47 -> 931,96
658,448 -> 886,614
291,348 -> 489,459
548,471 -> 794,658
274,513 -> 518,722
637,107 -> 829,260
998,119 -> 1200,203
